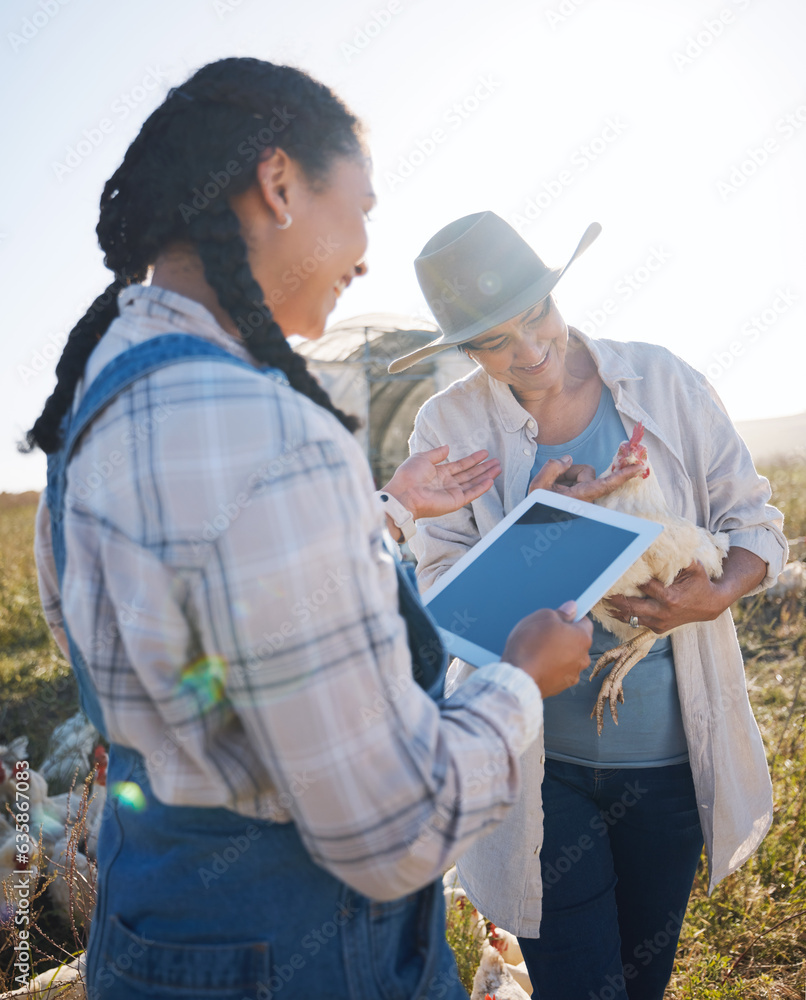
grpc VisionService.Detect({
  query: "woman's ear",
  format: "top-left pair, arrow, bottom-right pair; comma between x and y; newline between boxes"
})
255,149 -> 296,228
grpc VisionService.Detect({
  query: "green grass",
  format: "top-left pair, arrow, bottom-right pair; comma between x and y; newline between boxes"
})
0,479 -> 804,996
0,497 -> 79,770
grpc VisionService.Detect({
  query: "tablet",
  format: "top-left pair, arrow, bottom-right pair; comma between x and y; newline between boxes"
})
422,489 -> 663,667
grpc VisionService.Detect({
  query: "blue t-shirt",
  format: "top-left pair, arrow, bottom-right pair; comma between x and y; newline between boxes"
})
531,387 -> 689,767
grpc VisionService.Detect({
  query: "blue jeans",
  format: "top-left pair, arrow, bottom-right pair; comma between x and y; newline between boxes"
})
85,745 -> 468,1000
519,759 -> 703,1000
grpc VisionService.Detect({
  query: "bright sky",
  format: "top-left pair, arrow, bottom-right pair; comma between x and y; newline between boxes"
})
2,0 -> 804,492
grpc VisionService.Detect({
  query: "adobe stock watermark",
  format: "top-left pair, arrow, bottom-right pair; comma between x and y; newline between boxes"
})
404,752 -> 509,856
360,672 -> 411,726
716,99 -> 806,201
249,900 -> 357,999
341,0 -> 402,62
52,66 -> 169,181
544,0 -> 592,29
18,328 -> 70,385
575,245 -> 672,337
212,0 -> 254,18
543,779 -> 648,888
89,601 -> 145,656
238,568 -> 352,674
18,281 -> 126,386
87,931 -> 147,997
223,234 -> 340,333
587,908 -> 686,1000
7,0 -> 73,53
509,116 -> 628,231
188,443 -> 305,552
69,398 -> 177,501
178,107 -> 296,222
521,504 -> 583,567
704,286 -> 798,383
198,778 -> 316,888
197,824 -> 263,887
385,74 -> 503,192
672,0 -> 750,72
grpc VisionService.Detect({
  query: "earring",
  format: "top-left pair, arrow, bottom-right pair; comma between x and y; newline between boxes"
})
276,214 -> 293,230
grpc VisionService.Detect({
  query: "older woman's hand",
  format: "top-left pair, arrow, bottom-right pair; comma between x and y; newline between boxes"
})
382,445 -> 501,520
605,547 -> 767,633
528,455 -> 646,502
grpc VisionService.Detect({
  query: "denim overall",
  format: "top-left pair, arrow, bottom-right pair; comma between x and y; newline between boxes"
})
47,334 -> 467,1000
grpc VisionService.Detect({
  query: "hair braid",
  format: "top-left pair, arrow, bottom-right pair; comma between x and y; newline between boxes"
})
23,276 -> 134,453
188,201 -> 360,432
25,57 -> 365,453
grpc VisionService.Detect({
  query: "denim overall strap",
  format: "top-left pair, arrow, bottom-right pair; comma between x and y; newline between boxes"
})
46,332 -> 448,712
44,335 -> 288,736
396,558 -> 449,699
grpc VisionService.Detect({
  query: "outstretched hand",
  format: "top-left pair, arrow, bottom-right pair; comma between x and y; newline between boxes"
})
528,455 -> 646,502
382,445 -> 501,520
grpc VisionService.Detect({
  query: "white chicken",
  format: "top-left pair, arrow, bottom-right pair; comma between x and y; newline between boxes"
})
469,942 -> 531,1000
589,422 -> 730,734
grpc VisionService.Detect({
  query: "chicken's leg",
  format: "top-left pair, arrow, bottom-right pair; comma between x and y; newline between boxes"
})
590,629 -> 656,735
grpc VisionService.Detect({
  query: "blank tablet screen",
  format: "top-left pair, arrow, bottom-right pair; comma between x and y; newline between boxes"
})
424,499 -> 639,662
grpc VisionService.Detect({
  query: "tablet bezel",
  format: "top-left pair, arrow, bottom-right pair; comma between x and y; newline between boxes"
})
422,488 -> 663,667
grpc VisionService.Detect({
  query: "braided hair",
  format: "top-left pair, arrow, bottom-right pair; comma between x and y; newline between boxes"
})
25,57 -> 363,453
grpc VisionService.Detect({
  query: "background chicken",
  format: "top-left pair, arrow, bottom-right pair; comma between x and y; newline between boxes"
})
589,423 -> 730,733
469,942 -> 531,1000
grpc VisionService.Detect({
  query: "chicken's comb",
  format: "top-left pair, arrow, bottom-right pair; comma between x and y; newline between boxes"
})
629,422 -> 645,447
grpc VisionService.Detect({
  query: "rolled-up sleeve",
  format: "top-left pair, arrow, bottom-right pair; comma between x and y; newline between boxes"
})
408,406 -> 483,594
702,381 -> 788,591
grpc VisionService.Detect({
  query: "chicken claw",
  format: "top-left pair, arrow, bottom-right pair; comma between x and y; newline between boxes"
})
590,629 -> 656,735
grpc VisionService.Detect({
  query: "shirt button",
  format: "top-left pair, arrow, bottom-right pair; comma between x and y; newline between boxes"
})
523,448 -> 530,456
539,754 -> 546,764
527,420 -> 536,430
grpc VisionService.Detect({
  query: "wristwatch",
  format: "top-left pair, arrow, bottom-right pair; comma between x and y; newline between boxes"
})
374,491 -> 416,543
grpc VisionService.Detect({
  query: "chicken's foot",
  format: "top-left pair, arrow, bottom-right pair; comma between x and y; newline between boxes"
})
590,629 -> 656,735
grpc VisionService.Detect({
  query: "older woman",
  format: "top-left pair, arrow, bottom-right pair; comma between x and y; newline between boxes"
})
392,212 -> 787,1000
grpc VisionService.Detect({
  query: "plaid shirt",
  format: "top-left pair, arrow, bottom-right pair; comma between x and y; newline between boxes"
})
35,285 -> 542,901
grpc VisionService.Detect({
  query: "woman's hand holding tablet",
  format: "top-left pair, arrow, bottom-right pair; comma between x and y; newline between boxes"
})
502,602 -> 594,697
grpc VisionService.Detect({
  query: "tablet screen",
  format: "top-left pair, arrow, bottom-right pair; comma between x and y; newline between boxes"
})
423,493 -> 657,667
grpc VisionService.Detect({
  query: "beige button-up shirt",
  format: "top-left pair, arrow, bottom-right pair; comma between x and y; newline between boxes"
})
409,330 -> 787,935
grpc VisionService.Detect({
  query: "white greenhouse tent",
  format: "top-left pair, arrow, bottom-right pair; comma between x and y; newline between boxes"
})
297,313 -> 474,485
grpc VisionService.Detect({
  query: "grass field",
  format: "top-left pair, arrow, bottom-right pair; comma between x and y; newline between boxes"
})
1,463 -> 805,997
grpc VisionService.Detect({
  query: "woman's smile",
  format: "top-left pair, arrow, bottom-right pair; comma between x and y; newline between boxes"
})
516,342 -> 553,374
463,296 -> 570,400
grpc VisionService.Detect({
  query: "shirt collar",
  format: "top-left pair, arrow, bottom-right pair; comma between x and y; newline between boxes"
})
116,284 -> 261,368
484,328 -> 644,434
570,328 -> 643,387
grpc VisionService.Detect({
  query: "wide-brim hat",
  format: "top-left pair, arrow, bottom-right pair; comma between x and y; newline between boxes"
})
388,213 -> 601,374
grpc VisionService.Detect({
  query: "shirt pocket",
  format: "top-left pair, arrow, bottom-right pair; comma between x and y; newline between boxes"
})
97,913 -> 270,998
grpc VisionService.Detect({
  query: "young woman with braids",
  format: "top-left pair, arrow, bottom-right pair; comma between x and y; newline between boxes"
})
28,58 -> 593,999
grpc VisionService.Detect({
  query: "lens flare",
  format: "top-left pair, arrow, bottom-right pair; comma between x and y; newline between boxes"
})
110,781 -> 147,811
177,655 -> 228,713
